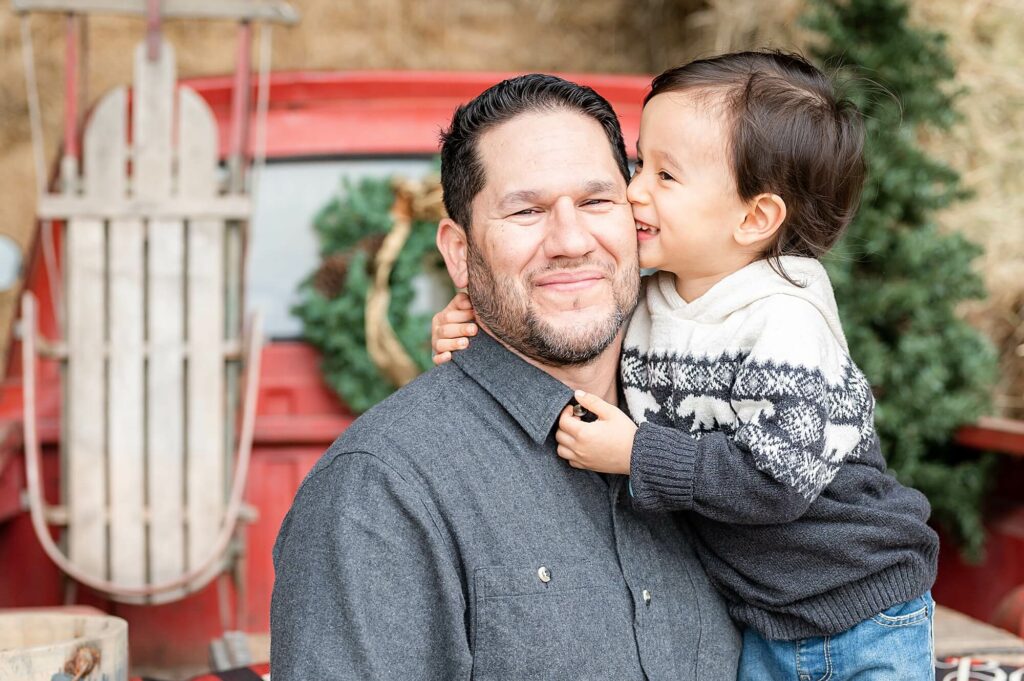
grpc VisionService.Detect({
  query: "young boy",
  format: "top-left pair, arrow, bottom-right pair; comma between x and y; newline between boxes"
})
433,51 -> 938,680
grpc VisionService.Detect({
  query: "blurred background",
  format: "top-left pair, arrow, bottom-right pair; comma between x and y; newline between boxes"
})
1,0 -> 1023,677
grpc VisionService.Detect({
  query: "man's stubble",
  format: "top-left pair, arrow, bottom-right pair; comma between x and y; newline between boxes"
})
466,244 -> 640,367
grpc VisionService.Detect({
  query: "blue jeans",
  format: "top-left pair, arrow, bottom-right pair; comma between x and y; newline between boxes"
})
738,592 -> 934,681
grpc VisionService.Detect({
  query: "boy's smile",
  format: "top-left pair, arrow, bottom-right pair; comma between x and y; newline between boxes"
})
636,219 -> 659,240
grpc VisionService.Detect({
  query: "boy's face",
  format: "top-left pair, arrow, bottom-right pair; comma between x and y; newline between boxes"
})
628,92 -> 750,285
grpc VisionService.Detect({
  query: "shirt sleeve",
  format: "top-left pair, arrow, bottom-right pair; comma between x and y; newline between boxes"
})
271,450 -> 471,680
629,300 -> 876,524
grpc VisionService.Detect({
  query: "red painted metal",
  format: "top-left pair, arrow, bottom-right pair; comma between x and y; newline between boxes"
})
186,70 -> 649,160
0,421 -> 24,522
956,417 -> 1024,458
184,662 -> 270,681
933,508 -> 1024,622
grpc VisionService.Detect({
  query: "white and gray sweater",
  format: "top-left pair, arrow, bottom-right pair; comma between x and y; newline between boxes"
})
623,257 -> 938,640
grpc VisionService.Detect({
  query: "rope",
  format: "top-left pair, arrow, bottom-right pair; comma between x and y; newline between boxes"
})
365,191 -> 419,388
364,177 -> 445,388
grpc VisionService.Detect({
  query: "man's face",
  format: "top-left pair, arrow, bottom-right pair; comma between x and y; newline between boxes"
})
465,109 -> 640,366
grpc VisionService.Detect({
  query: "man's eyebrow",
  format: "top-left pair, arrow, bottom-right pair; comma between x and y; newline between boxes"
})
584,180 -> 618,195
499,190 -> 543,207
499,181 -> 618,208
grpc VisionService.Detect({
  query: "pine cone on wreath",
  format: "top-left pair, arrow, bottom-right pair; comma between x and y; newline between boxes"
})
312,252 -> 351,299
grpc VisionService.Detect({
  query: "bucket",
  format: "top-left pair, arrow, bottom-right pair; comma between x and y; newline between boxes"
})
0,612 -> 128,681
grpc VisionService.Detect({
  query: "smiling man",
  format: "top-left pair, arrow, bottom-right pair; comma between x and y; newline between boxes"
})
270,74 -> 741,680
450,106 -> 639,369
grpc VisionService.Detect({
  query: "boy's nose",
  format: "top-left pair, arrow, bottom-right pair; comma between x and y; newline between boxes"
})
626,173 -> 647,204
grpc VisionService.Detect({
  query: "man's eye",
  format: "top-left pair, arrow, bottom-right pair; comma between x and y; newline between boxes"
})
511,208 -> 540,216
582,199 -> 609,207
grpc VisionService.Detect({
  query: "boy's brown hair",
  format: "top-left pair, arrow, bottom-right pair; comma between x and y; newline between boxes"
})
647,51 -> 866,279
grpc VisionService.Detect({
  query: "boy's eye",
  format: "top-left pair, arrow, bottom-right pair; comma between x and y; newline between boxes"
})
658,171 -> 675,182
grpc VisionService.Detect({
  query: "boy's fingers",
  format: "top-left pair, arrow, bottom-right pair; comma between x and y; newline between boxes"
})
432,351 -> 452,365
574,390 -> 614,419
558,409 -> 581,436
434,338 -> 468,354
440,309 -> 476,325
554,429 -> 573,446
439,322 -> 477,340
556,445 -> 576,461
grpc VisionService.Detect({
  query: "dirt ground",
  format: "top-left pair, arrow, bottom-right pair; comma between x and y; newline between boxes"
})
0,0 -> 1020,412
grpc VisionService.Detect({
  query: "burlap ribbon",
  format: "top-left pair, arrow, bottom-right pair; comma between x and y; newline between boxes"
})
364,176 -> 446,388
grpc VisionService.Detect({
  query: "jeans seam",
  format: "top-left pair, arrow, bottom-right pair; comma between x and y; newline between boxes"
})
870,594 -> 930,626
928,599 -> 936,673
869,607 -> 930,628
819,635 -> 833,681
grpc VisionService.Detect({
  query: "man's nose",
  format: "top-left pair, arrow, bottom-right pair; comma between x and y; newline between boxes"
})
544,196 -> 597,258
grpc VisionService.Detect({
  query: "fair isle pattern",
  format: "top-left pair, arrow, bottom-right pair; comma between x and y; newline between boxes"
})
621,347 -> 876,499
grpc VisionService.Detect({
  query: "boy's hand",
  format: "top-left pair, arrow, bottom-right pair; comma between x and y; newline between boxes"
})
431,292 -> 478,365
556,390 -> 636,475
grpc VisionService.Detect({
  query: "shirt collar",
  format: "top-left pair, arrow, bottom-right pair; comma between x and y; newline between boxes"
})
451,330 -> 574,444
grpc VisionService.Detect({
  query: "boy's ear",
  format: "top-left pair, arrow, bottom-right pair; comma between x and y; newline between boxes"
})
735,193 -> 787,249
437,218 -> 470,289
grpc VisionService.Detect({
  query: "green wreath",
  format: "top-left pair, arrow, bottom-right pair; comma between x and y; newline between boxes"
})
293,174 -> 452,414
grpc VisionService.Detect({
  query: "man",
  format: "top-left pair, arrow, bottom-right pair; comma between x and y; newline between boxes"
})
271,74 -> 741,679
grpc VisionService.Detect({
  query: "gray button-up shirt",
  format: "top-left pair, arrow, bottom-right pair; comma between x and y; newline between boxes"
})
271,330 -> 740,680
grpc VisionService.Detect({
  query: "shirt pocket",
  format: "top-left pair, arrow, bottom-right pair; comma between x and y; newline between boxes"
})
471,561 -> 642,681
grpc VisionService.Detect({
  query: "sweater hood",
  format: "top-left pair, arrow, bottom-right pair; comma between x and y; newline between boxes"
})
650,256 -> 850,353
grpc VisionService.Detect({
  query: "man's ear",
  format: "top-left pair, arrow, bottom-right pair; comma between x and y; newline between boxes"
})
437,218 -> 470,289
734,193 -> 787,249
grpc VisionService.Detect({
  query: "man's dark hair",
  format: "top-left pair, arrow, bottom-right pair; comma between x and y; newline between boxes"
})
440,74 -> 630,232
647,51 -> 866,280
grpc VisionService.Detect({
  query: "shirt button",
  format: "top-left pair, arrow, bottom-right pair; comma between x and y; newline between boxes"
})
642,589 -> 652,606
538,566 -> 551,583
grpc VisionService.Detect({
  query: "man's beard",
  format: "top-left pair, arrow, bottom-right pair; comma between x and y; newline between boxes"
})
466,245 -> 640,367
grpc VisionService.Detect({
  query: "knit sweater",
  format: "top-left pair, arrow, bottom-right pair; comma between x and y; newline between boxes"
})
622,256 -> 939,640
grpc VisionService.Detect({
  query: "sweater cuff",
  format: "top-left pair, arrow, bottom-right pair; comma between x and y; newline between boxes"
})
629,422 -> 697,513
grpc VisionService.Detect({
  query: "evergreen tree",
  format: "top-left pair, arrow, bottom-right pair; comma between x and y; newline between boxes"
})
804,0 -> 998,556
